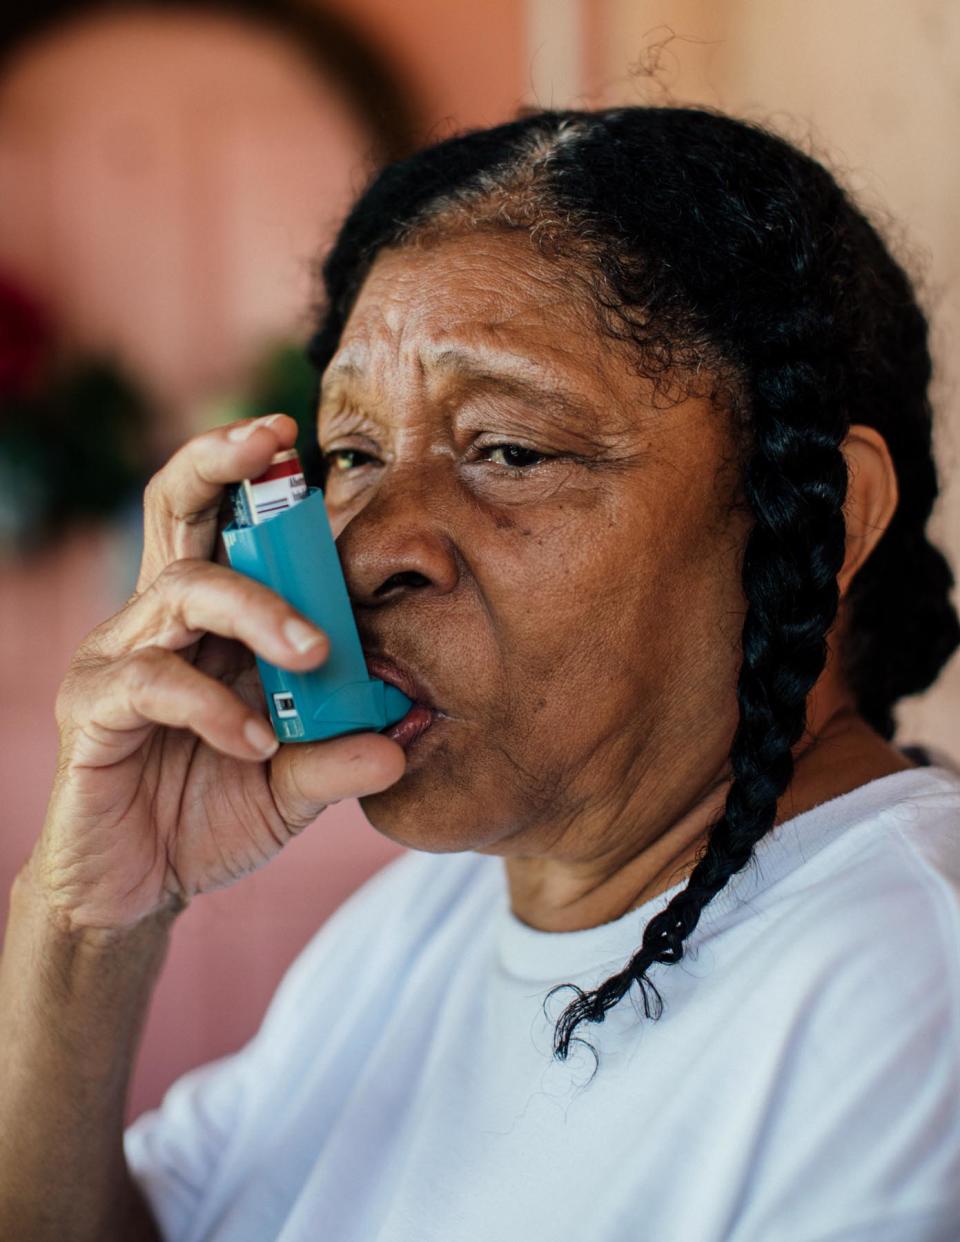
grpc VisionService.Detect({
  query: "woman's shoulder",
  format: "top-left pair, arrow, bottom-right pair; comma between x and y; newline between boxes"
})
736,762 -> 960,1027
747,760 -> 959,914
679,763 -> 960,1047
879,761 -> 960,890
798,761 -> 960,938
716,765 -> 960,1232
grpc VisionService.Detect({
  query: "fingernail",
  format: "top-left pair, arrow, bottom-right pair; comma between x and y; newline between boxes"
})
244,717 -> 279,755
283,617 -> 326,654
227,418 -> 266,442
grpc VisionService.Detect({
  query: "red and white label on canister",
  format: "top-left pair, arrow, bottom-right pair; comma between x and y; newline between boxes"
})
241,449 -> 308,524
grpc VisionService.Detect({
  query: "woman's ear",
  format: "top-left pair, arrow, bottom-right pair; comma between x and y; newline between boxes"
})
837,424 -> 899,597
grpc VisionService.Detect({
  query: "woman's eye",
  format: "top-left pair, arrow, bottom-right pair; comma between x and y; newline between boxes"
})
322,449 -> 376,473
322,444 -> 553,475
481,443 -> 551,472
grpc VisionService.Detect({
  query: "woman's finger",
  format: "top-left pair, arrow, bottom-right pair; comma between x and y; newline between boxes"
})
136,412 -> 300,593
63,645 -> 281,769
95,558 -> 329,668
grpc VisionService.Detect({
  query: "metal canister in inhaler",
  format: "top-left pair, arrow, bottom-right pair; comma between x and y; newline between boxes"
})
221,448 -> 413,743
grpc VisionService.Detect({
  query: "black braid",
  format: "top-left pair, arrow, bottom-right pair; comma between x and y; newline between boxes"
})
304,105 -> 960,1075
545,374 -> 850,1064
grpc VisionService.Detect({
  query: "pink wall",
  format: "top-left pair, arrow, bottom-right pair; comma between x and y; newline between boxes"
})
324,0 -> 525,134
0,2 -> 527,1124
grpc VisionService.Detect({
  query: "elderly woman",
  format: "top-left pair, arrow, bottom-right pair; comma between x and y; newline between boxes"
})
2,105 -> 959,1242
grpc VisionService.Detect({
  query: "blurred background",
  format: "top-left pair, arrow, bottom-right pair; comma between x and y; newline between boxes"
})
1,0 -> 957,1124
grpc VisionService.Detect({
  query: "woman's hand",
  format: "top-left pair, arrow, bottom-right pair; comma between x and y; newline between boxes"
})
26,413 -> 406,935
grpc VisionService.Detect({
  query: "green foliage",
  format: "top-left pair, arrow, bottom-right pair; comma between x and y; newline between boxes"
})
245,340 -> 319,457
0,356 -> 153,558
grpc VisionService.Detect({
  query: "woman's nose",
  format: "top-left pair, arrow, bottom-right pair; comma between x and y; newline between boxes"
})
333,463 -> 460,608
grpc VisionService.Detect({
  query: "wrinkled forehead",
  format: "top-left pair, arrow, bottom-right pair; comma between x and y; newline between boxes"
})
321,230 -> 640,416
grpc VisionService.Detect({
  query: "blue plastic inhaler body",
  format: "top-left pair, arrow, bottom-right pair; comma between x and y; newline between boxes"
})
221,486 -> 413,742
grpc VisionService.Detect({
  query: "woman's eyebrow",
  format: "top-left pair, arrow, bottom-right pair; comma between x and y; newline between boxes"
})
320,348 -> 602,432
428,348 -> 601,429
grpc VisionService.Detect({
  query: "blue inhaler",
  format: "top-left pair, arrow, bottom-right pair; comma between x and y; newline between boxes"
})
221,449 -> 413,743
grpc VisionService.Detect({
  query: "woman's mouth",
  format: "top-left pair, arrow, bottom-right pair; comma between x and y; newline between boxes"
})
383,702 -> 438,749
363,652 -> 447,750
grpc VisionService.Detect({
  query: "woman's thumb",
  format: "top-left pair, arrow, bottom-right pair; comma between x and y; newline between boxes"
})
270,732 -> 407,833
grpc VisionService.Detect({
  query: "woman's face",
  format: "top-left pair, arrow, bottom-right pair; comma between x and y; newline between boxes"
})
317,229 -> 749,866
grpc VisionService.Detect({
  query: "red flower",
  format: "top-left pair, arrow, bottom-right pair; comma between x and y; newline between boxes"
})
0,271 -> 55,399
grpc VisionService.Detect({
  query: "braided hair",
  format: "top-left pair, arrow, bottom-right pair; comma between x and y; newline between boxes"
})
304,106 -> 960,1072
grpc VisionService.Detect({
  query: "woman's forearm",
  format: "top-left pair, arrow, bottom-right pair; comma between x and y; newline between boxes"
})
0,858 -> 176,1241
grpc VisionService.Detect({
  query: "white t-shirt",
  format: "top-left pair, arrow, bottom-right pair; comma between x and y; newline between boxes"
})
124,762 -> 960,1242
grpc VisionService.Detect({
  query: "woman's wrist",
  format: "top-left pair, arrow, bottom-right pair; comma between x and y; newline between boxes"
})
11,847 -> 185,955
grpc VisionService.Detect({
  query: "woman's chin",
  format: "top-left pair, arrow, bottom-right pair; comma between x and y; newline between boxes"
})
359,787 -> 504,856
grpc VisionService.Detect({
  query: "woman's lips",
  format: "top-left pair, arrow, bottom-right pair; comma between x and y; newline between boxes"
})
363,652 -> 447,749
363,653 -> 440,711
383,702 -> 438,749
